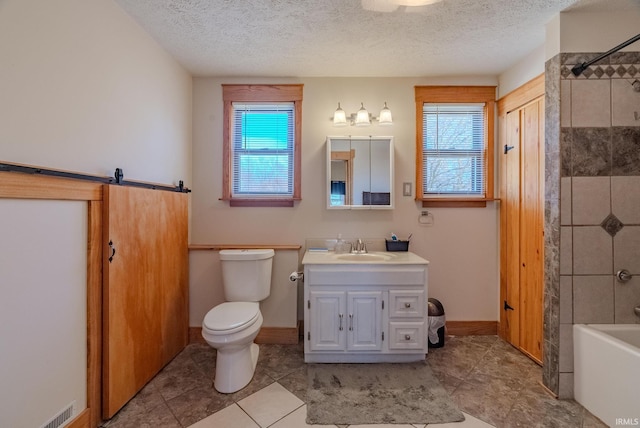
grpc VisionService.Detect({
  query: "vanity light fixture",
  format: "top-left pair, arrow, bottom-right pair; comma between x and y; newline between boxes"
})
355,103 -> 371,126
378,102 -> 393,125
333,102 -> 348,126
331,102 -> 393,126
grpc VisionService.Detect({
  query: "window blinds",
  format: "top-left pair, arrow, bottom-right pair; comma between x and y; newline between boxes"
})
422,103 -> 486,197
231,102 -> 295,197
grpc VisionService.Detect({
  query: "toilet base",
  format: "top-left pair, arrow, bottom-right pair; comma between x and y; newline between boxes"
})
214,342 -> 260,394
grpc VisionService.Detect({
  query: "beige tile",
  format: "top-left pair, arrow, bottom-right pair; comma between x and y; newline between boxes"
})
614,226 -> 640,275
572,177 -> 610,225
237,382 -> 304,427
571,79 -> 611,128
573,226 -> 612,275
560,227 -> 572,275
612,176 -> 640,224
559,324 -> 573,372
187,404 -> 259,428
560,177 -> 572,226
573,275 -> 614,324
426,412 -> 496,427
269,405 -> 337,428
614,276 -> 640,324
558,373 -> 574,400
561,80 -> 572,127
560,276 -> 573,324
611,79 -> 640,126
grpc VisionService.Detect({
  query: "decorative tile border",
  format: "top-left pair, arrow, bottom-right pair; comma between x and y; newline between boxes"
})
561,64 -> 639,79
560,51 -> 640,80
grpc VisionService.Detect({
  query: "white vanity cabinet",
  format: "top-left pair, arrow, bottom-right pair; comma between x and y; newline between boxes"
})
302,252 -> 429,363
308,290 -> 383,353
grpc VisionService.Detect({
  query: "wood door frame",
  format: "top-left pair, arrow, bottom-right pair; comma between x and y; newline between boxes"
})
0,172 -> 103,428
497,74 -> 545,345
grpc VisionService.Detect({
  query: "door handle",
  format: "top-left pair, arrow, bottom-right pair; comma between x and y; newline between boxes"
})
108,240 -> 116,263
504,300 -> 514,311
339,314 -> 344,331
504,144 -> 515,154
348,314 -> 353,331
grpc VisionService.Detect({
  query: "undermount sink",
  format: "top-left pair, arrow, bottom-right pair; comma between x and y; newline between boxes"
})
333,252 -> 395,262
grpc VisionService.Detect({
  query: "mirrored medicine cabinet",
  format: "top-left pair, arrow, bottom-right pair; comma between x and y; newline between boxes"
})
326,136 -> 394,209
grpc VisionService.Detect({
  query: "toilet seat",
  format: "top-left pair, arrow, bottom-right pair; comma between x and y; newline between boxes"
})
203,302 -> 260,335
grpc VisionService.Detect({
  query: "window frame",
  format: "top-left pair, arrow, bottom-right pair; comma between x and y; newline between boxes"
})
222,84 -> 303,207
415,86 -> 496,208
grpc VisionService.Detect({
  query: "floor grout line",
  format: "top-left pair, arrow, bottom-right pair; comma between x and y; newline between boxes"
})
102,338 -> 606,428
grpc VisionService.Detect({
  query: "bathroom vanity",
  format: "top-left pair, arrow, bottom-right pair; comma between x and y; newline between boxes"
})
302,250 -> 429,363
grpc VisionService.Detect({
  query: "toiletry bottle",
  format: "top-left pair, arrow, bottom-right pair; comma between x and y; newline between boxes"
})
336,234 -> 346,254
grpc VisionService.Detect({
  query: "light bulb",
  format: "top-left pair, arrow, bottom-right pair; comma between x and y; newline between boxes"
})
378,102 -> 392,125
355,103 -> 370,126
333,102 -> 347,126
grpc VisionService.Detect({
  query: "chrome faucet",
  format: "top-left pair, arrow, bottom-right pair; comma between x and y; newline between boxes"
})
352,238 -> 367,254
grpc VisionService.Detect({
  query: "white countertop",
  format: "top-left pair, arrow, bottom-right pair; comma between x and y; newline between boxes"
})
302,250 -> 429,265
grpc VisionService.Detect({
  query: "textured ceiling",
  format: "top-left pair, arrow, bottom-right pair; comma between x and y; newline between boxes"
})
113,0 -> 639,77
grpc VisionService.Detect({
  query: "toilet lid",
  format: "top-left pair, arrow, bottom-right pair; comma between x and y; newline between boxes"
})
203,302 -> 260,332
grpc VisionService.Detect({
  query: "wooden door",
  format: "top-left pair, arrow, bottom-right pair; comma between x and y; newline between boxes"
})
499,79 -> 544,364
102,185 -> 188,418
503,110 -> 521,347
518,100 -> 544,362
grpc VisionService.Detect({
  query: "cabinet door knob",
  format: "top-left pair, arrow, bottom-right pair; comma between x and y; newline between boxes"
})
339,314 -> 344,331
348,314 -> 353,331
405,334 -> 411,340
404,302 -> 411,308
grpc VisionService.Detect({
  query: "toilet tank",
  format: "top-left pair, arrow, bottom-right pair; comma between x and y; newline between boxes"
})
219,249 -> 275,302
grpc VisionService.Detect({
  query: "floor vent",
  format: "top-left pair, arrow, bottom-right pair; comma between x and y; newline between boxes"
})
40,401 -> 76,428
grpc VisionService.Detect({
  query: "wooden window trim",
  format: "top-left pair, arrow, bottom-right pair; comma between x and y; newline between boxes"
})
415,85 -> 496,208
221,84 -> 303,207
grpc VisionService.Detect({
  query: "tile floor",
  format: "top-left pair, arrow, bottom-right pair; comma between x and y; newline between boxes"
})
101,336 -> 607,428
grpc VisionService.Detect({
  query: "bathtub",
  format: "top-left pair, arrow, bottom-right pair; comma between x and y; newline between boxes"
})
574,324 -> 640,427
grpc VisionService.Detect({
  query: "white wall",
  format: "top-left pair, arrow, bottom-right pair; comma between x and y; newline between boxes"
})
0,0 -> 192,425
559,10 -> 640,53
544,9 -> 640,62
498,44 -> 546,98
0,200 -> 87,428
191,75 -> 500,323
190,250 -> 300,328
0,0 -> 192,186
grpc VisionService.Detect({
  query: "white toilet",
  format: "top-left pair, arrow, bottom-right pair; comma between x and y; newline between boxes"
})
201,249 -> 274,393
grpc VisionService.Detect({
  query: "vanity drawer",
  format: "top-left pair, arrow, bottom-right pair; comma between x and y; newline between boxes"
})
388,290 -> 424,318
388,321 -> 425,350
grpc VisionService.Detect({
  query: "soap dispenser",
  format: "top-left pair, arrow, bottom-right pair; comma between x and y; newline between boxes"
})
335,234 -> 347,254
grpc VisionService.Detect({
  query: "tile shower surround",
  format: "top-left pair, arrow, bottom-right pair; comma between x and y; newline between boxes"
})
544,51 -> 640,398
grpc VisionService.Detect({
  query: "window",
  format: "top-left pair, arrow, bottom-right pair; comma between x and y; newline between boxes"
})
415,86 -> 495,208
222,84 -> 303,207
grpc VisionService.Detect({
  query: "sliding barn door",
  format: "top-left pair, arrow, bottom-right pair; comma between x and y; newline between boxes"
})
102,185 -> 188,418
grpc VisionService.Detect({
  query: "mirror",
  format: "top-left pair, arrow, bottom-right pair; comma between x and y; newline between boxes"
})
327,136 -> 394,209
